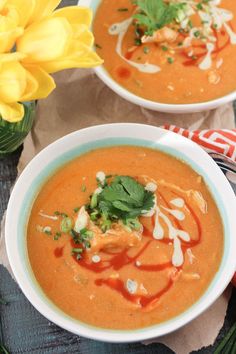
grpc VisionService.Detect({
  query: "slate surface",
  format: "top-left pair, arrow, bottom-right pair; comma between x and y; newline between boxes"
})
0,1 -> 236,352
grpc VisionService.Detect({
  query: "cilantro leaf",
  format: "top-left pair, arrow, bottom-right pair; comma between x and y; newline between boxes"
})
133,0 -> 184,34
96,175 -> 155,221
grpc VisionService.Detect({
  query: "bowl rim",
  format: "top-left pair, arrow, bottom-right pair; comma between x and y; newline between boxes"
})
5,123 -> 236,343
79,0 -> 236,113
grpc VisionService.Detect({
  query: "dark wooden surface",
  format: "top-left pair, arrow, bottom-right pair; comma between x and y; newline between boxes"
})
0,1 -> 236,352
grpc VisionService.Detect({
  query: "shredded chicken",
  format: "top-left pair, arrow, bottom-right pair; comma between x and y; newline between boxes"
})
89,222 -> 143,253
142,27 -> 178,44
74,207 -> 143,254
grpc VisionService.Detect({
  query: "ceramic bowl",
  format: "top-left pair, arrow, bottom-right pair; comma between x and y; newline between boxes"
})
5,123 -> 236,342
79,0 -> 236,113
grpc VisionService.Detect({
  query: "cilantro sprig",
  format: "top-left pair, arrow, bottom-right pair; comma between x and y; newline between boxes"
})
133,0 -> 186,35
87,175 -> 155,231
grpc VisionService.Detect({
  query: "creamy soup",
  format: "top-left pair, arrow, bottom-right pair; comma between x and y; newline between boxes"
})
27,146 -> 224,329
93,0 -> 236,104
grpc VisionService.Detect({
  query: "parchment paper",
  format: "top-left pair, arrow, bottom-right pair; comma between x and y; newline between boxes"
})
0,68 -> 235,354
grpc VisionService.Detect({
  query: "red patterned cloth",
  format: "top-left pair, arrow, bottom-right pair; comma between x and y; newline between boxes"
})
162,125 -> 236,161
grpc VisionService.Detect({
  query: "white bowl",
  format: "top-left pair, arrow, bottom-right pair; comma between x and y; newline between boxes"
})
79,0 -> 236,113
5,123 -> 236,343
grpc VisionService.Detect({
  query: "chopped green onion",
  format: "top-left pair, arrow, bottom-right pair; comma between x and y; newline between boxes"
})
81,185 -> 86,192
90,193 -> 98,208
60,217 -> 73,233
161,45 -> 168,51
54,232 -> 62,241
167,57 -> 174,64
143,46 -> 150,54
117,7 -> 128,12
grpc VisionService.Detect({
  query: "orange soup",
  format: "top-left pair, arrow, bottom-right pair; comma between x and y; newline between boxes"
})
27,146 -> 224,329
93,0 -> 236,104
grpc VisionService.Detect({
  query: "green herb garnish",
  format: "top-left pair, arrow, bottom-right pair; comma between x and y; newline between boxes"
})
167,57 -> 174,64
60,217 -> 73,233
133,0 -> 186,35
54,232 -> 62,241
117,7 -> 129,12
88,175 -> 155,224
70,228 -> 93,253
143,46 -> 150,54
81,184 -> 87,192
95,43 -> 102,49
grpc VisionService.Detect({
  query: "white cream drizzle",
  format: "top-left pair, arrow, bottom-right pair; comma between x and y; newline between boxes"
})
186,248 -> 196,264
108,18 -> 161,73
199,43 -> 215,70
38,211 -> 58,221
161,205 -> 185,221
170,198 -> 185,208
152,202 -> 190,266
92,255 -> 101,263
126,279 -> 138,294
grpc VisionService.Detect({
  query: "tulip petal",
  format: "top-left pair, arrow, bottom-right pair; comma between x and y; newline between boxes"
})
0,61 -> 27,103
0,101 -> 24,122
8,0 -> 36,27
21,64 -> 56,100
0,1 -> 7,11
0,52 -> 26,64
29,0 -> 61,23
72,24 -> 94,47
53,7 -> 92,27
17,17 -> 72,62
38,45 -> 103,73
0,27 -> 23,53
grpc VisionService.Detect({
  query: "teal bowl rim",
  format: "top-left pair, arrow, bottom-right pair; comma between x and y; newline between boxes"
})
18,136 -> 229,335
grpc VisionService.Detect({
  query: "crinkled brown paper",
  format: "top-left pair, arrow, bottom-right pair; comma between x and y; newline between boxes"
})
0,68 -> 234,354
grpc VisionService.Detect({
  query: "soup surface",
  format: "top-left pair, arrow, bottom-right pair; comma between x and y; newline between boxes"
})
27,146 -> 224,329
93,0 -> 236,104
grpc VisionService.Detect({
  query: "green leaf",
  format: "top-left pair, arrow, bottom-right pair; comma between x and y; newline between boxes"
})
115,176 -> 144,205
112,200 -> 132,211
95,175 -> 155,224
214,322 -> 236,354
133,0 -> 184,34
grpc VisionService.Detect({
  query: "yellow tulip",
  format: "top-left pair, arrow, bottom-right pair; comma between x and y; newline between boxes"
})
0,2 -> 103,122
0,2 -> 24,52
17,6 -> 103,73
0,54 -> 55,122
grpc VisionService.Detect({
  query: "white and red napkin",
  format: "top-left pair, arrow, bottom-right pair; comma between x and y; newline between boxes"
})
162,125 -> 236,161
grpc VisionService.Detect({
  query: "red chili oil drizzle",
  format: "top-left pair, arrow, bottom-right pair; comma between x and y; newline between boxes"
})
116,66 -> 131,79
180,24 -> 231,67
95,277 -> 174,308
72,239 -> 151,273
54,246 -> 64,258
69,189 -> 202,308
